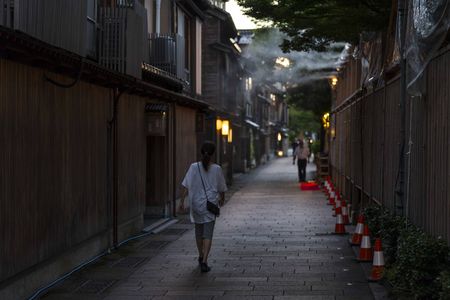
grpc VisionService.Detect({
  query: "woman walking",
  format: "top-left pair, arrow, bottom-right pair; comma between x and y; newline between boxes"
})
179,141 -> 227,272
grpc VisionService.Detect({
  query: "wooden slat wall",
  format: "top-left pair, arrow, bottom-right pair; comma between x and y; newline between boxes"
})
423,49 -> 450,239
382,80 -> 400,211
330,47 -> 450,242
175,105 -> 197,199
336,57 -> 361,106
201,15 -> 220,107
12,0 -> 88,56
118,94 -> 146,222
0,58 -> 146,282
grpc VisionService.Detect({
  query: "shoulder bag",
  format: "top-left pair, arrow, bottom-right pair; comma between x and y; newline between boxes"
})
197,163 -> 220,216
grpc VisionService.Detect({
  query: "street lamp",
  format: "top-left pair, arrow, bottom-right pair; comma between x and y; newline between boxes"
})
277,132 -> 282,142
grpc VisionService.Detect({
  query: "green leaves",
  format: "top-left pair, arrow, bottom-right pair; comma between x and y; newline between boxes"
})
237,0 -> 392,52
363,205 -> 450,299
288,108 -> 320,140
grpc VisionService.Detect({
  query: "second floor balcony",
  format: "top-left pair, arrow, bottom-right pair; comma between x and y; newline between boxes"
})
145,33 -> 190,86
0,0 -> 194,89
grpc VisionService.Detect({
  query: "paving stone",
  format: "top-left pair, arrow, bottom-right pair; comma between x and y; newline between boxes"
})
42,159 -> 382,300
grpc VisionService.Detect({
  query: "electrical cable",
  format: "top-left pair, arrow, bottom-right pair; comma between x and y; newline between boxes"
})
44,58 -> 85,88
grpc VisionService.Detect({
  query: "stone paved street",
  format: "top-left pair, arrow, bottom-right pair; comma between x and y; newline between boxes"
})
44,158 -> 375,300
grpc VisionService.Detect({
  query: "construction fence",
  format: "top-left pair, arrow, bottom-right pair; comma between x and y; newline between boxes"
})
330,45 -> 450,242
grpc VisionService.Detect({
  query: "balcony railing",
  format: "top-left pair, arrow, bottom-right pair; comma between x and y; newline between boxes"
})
99,0 -> 146,78
209,0 -> 226,9
145,33 -> 190,86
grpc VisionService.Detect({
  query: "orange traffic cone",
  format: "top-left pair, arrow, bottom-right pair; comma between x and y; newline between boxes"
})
350,214 -> 365,245
341,200 -> 350,224
334,206 -> 346,234
332,197 -> 341,216
369,238 -> 385,281
328,190 -> 336,206
358,224 -> 373,262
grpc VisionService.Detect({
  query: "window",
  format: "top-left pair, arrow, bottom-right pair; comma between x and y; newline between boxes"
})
245,77 -> 253,91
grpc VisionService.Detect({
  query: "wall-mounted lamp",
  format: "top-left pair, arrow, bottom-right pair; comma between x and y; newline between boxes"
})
228,129 -> 233,143
322,112 -> 330,129
216,119 -> 222,131
331,76 -> 338,86
221,120 -> 229,136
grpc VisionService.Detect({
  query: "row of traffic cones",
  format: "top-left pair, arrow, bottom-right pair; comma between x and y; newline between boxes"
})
351,215 -> 385,281
321,178 -> 385,282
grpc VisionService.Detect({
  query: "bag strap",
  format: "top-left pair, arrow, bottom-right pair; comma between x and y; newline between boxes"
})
197,162 -> 210,202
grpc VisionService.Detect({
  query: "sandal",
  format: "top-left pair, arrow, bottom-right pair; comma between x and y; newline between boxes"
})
200,262 -> 211,273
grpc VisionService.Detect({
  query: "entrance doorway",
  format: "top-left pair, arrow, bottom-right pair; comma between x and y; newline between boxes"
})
145,104 -> 169,218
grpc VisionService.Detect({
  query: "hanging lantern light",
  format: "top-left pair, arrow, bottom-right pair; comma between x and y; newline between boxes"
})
221,120 -> 229,136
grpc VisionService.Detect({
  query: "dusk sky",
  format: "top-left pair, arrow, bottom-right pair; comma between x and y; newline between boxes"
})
226,0 -> 258,29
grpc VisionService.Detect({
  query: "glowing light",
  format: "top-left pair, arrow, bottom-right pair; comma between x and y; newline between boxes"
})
216,119 -> 222,131
277,133 -> 282,142
331,128 -> 336,138
221,120 -> 229,136
322,112 -> 330,129
228,129 -> 233,143
276,57 -> 290,68
331,77 -> 338,86
277,151 -> 284,157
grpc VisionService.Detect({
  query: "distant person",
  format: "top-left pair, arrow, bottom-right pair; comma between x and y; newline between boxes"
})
293,139 -> 310,182
292,139 -> 299,164
179,141 -> 227,272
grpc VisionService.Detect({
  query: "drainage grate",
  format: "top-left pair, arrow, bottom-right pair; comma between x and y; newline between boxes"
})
315,232 -> 335,236
73,279 -> 116,294
111,257 -> 147,268
141,240 -> 169,249
159,228 -> 187,235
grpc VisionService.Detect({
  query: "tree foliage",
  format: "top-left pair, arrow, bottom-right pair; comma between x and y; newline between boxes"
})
236,0 -> 392,52
287,80 -> 331,119
289,108 -> 320,139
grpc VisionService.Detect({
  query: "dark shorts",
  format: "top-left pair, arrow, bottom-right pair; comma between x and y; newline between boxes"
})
195,221 -> 215,240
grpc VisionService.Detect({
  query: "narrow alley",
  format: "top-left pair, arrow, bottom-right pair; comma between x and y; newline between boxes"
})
43,158 -> 374,300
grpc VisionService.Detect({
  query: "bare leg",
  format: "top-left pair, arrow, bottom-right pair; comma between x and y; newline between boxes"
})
196,238 -> 204,258
202,239 -> 212,263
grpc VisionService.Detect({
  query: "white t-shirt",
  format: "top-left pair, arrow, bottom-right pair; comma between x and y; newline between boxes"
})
182,162 -> 228,223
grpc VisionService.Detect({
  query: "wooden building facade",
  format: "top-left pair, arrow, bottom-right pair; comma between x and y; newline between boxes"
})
0,0 -> 208,298
201,2 -> 243,183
